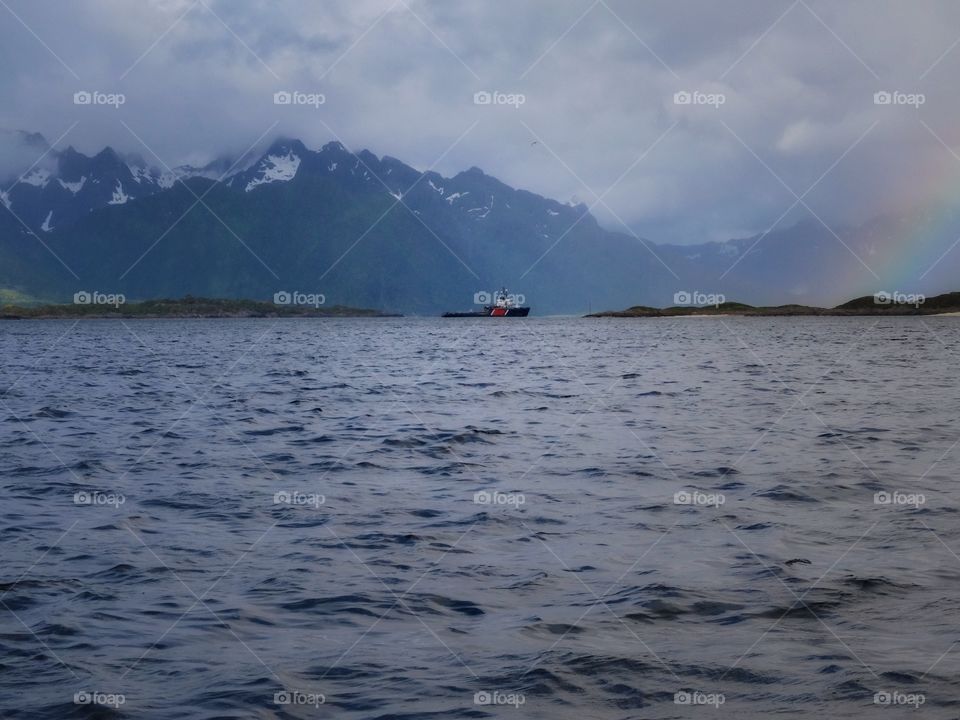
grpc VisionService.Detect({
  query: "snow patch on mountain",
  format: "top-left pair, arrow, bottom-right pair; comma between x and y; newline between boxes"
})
328,162 -> 337,171
547,209 -> 559,216
446,191 -> 468,205
127,165 -> 153,184
389,189 -> 403,201
0,191 -> 9,210
108,181 -> 131,205
41,210 -> 54,232
20,168 -> 51,188
428,180 -> 444,195
245,152 -> 301,192
468,196 -> 494,219
58,177 -> 87,195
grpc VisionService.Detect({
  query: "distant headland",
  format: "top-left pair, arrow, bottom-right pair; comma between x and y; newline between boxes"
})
0,297 -> 401,319
587,292 -> 960,318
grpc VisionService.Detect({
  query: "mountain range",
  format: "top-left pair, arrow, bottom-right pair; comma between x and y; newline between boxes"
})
1,130 -> 956,315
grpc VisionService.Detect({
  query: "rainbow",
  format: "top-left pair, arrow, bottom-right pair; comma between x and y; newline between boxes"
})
856,171 -> 960,295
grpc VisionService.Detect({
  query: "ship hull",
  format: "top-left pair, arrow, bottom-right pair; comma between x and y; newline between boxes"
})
442,307 -> 530,317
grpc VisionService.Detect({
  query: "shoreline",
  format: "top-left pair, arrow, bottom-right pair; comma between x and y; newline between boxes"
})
587,310 -> 956,318
0,297 -> 401,320
586,292 -> 960,318
0,313 -> 403,320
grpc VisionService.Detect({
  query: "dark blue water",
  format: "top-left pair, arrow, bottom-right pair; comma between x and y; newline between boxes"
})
2,317 -> 959,718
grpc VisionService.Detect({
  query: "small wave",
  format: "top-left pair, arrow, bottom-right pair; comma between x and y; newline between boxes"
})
753,484 -> 817,502
695,466 -> 740,477
34,406 -> 72,418
242,425 -> 305,436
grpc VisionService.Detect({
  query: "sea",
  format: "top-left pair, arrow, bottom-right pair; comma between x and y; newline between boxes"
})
1,317 -> 959,719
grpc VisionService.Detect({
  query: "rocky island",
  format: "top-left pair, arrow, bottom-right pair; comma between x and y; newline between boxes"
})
587,292 -> 960,317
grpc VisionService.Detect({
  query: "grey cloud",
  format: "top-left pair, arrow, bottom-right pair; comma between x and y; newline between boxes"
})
2,0 -> 960,244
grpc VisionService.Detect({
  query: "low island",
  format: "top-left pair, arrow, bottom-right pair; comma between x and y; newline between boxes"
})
0,297 -> 401,319
587,292 -> 960,318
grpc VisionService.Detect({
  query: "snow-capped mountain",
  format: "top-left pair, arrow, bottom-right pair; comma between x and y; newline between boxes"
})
228,138 -> 588,232
1,130 -> 957,313
1,132 -> 589,242
0,134 -> 238,233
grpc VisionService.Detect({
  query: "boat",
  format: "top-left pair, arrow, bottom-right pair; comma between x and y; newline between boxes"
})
442,288 -> 530,317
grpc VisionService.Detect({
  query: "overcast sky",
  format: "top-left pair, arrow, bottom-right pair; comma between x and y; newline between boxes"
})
1,0 -> 959,244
